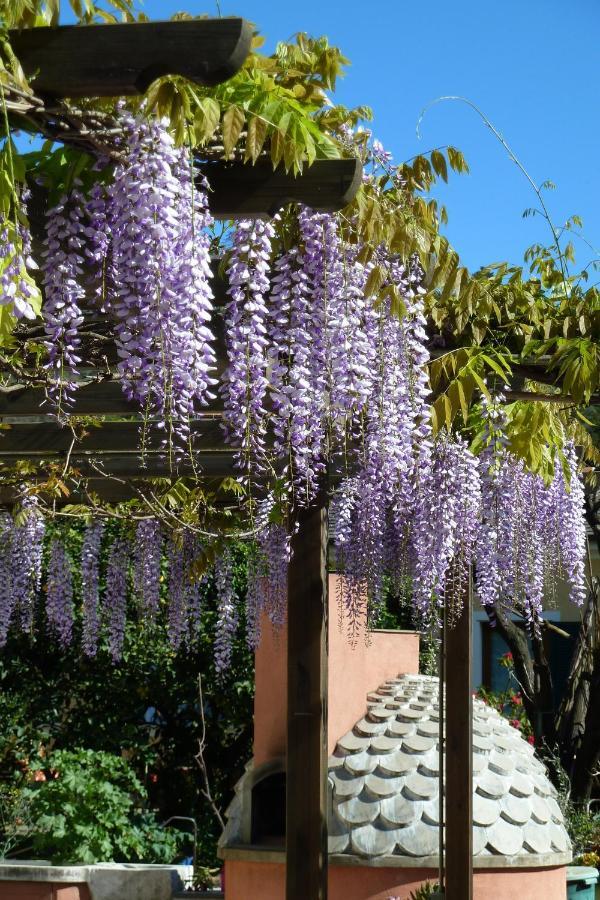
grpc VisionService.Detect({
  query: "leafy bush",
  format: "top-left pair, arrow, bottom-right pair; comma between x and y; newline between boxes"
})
24,749 -> 181,864
476,653 -> 533,741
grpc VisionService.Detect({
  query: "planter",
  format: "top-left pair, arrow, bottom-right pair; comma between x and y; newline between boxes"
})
567,866 -> 599,900
0,862 -> 187,900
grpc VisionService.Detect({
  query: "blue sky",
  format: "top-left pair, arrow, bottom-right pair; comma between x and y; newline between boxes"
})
79,1 -> 600,274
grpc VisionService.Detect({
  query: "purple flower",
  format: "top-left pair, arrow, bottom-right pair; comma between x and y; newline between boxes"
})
46,537 -> 74,648
81,520 -> 105,657
42,189 -> 87,420
104,533 -> 129,662
214,548 -> 238,676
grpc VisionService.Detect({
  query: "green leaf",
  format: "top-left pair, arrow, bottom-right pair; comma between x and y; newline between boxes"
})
244,115 -> 267,164
222,105 -> 245,158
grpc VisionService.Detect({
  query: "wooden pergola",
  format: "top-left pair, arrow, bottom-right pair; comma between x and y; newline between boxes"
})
1,19 -> 474,900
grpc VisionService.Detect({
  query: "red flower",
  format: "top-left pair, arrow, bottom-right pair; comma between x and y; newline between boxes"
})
503,652 -> 513,662
527,735 -> 535,745
509,718 -> 521,730
149,773 -> 158,784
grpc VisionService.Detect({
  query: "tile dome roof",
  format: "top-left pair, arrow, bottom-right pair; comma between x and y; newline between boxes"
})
328,674 -> 571,866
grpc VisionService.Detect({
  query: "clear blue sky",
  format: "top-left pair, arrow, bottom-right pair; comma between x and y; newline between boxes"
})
82,1 -> 600,273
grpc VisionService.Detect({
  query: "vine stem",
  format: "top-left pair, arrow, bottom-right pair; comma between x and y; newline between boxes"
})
416,95 -> 570,296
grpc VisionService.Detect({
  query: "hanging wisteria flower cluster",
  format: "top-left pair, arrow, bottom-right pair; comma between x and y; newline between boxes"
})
476,438 -> 587,626
0,512 -> 282,671
14,115 -> 587,646
41,114 -> 216,446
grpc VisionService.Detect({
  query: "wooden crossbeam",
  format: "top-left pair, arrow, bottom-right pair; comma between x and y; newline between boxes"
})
9,19 -> 253,97
200,158 -> 363,217
0,418 -> 225,455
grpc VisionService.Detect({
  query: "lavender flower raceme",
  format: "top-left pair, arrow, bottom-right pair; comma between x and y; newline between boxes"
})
12,496 -> 45,634
214,549 -> 238,676
46,537 -> 74,648
42,189 -> 87,419
133,518 -> 163,619
104,533 -> 129,662
222,218 -> 274,478
0,190 -> 39,321
81,520 -> 105,657
0,514 -> 15,647
94,114 -> 216,451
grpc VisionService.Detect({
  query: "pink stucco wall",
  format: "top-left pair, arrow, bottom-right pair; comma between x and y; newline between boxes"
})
0,884 -> 91,900
224,860 -> 567,900
253,574 -> 420,766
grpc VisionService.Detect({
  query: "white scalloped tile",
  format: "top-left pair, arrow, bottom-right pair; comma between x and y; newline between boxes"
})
486,818 -> 524,856
417,720 -> 440,738
472,754 -> 487,775
509,771 -> 534,798
523,820 -> 553,855
395,820 -> 439,857
368,706 -> 398,721
473,733 -> 494,753
396,706 -> 425,721
330,770 -> 364,799
378,749 -> 419,776
371,734 -> 400,753
402,734 -> 436,754
403,771 -> 438,800
385,720 -> 413,737
354,717 -> 387,737
476,772 -> 509,800
421,797 -> 444,826
489,749 -> 516,776
549,821 -> 570,853
473,825 -> 488,855
473,794 -> 501,827
418,752 -> 440,777
350,824 -> 397,857
337,731 -> 372,753
328,831 -> 350,853
364,773 -> 404,798
530,792 -> 551,824
336,795 -> 380,826
379,793 -> 422,827
344,750 -> 378,775
546,796 -> 565,822
500,794 -> 531,826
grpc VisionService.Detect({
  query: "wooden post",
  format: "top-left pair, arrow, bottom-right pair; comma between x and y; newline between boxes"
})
286,493 -> 328,900
444,574 -> 473,900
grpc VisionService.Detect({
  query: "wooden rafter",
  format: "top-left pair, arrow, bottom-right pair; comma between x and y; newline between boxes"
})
9,19 -> 254,97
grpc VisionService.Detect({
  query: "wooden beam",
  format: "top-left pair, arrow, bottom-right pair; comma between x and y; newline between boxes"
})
0,418 -> 225,455
444,575 -> 473,900
9,19 -> 253,97
286,491 -> 328,900
199,158 -> 363,217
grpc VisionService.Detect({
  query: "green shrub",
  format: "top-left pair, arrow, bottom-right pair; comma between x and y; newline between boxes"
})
408,882 -> 441,899
24,748 -> 181,864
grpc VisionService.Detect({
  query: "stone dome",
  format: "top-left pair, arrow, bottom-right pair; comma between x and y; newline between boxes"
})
328,673 -> 571,866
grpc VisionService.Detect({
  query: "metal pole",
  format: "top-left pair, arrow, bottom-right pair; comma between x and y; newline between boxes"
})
286,491 -> 329,899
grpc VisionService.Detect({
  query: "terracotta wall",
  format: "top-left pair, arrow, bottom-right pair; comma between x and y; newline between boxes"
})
224,860 -> 567,900
0,884 -> 91,900
253,574 -> 420,765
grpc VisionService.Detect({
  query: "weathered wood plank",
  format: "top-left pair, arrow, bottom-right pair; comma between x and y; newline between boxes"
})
444,576 -> 473,900
286,490 -> 328,899
0,418 -> 225,455
199,158 -> 363,217
9,19 -> 253,97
